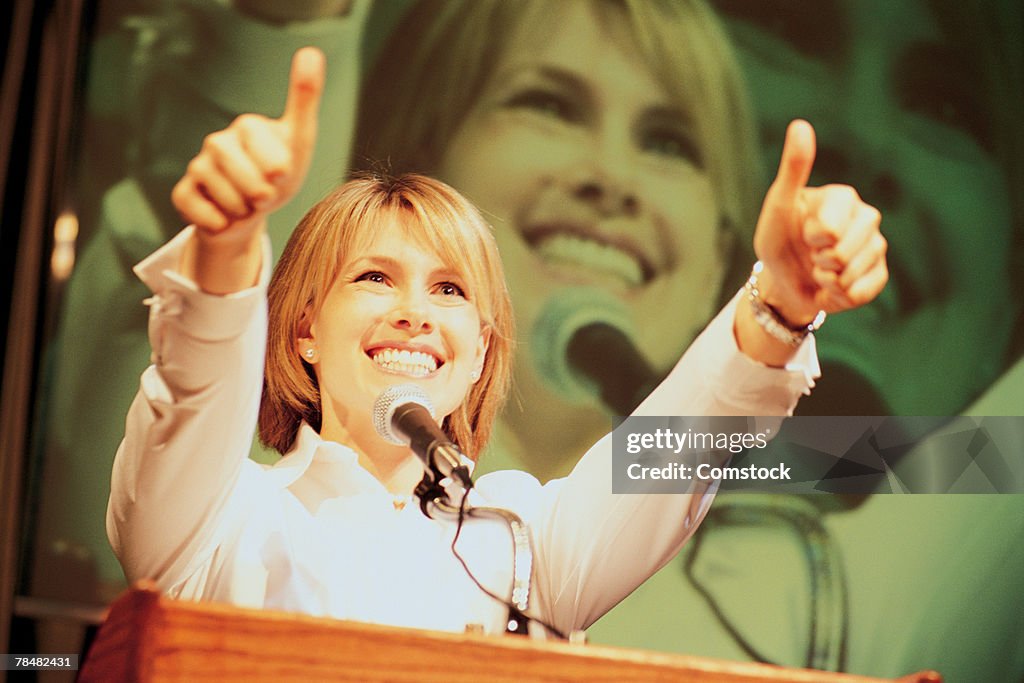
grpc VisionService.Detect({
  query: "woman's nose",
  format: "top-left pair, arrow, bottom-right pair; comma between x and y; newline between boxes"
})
572,169 -> 640,216
389,293 -> 433,334
566,137 -> 640,217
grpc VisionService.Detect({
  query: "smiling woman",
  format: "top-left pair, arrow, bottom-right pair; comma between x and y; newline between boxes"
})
107,36 -> 887,637
353,0 -> 761,479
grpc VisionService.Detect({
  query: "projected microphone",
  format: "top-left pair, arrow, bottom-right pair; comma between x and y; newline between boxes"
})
532,288 -> 659,415
567,323 -> 658,415
372,384 -> 473,489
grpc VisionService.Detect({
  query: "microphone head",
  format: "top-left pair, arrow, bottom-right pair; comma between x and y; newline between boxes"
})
372,384 -> 436,445
531,287 -> 636,403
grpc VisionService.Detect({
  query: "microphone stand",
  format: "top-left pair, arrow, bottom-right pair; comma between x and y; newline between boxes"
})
413,471 -> 535,637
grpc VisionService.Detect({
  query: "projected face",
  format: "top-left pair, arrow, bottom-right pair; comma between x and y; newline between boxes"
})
713,0 -> 1017,414
437,0 -> 727,473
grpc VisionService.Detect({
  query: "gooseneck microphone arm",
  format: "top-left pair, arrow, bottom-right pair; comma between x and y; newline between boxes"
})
418,495 -> 536,635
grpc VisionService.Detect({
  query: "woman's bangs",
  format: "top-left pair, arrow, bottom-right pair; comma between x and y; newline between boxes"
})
403,207 -> 492,316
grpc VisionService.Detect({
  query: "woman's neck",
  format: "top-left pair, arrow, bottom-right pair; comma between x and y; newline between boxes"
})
359,451 -> 425,496
320,417 -> 424,495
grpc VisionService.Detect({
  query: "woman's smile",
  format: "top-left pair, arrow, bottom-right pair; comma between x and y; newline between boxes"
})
366,342 -> 444,377
520,218 -> 658,289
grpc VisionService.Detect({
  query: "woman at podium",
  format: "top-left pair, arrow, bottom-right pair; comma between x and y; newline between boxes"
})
106,48 -> 887,636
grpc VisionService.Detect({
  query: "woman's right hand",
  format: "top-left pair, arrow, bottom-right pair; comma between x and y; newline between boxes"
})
172,47 -> 325,293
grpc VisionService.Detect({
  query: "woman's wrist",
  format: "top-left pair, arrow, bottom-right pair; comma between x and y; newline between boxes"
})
182,220 -> 266,295
733,262 -> 825,367
750,262 -> 822,328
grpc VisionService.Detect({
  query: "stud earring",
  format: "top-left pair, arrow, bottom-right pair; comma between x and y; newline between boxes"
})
304,348 -> 316,361
470,368 -> 481,382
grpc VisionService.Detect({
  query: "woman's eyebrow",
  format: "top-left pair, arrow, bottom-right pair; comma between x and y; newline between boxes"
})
533,66 -> 589,92
430,267 -> 464,283
496,63 -> 591,98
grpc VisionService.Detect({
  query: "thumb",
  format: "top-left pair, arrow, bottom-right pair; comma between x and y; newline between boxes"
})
769,119 -> 816,207
281,47 -> 326,150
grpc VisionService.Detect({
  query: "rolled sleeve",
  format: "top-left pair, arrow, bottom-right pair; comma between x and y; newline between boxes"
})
132,226 -> 271,392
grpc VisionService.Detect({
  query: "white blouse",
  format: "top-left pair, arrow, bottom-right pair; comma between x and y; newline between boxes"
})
107,227 -> 819,636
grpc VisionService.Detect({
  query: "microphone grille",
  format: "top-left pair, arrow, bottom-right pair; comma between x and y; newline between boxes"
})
372,384 -> 435,445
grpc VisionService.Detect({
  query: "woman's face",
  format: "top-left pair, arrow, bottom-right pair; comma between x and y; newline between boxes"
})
306,216 -> 490,447
436,1 -> 726,470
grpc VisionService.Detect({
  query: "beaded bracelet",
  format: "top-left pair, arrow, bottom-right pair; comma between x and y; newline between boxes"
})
743,261 -> 826,347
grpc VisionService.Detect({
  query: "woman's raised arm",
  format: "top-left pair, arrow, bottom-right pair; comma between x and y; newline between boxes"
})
529,120 -> 888,633
108,48 -> 325,589
173,47 -> 325,295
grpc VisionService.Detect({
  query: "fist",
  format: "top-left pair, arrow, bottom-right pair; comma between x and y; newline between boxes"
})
753,120 -> 889,324
171,47 -> 325,243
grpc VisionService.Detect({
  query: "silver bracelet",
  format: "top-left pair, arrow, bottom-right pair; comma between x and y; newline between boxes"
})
744,262 -> 826,347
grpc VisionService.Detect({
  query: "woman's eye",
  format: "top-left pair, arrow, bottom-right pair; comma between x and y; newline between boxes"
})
504,89 -> 580,123
640,127 -> 704,167
435,282 -> 465,298
355,271 -> 387,285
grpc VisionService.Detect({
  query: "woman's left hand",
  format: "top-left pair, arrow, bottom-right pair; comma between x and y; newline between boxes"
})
751,119 -> 888,326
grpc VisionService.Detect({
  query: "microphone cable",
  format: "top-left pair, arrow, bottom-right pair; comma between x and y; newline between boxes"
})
446,491 -> 568,640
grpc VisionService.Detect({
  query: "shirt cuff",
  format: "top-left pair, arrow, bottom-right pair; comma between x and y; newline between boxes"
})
133,226 -> 272,342
696,289 -> 821,413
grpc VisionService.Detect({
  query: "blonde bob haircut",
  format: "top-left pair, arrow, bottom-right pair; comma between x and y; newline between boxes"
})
259,174 -> 514,459
355,0 -> 760,280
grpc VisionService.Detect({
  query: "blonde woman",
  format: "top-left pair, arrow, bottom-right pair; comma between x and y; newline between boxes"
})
108,48 -> 886,634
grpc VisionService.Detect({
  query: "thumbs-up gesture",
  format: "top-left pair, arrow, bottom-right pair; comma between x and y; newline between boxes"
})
172,47 -> 325,292
752,120 -> 888,327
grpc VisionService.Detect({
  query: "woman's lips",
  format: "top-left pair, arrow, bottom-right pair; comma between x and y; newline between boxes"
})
521,223 -> 656,287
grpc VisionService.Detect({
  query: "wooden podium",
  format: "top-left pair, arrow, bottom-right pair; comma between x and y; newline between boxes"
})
79,586 -> 941,682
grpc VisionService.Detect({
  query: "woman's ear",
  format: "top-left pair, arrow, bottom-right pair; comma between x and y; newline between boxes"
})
297,308 -> 318,364
472,326 -> 491,382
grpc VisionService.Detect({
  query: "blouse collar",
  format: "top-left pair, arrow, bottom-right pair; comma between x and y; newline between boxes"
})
263,422 -> 477,492
264,422 -> 358,489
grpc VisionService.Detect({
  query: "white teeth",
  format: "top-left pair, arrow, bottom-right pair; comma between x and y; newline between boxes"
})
371,348 -> 439,376
534,233 -> 644,287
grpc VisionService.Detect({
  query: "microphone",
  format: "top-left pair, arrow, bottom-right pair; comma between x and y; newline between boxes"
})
532,288 -> 659,415
372,384 -> 473,489
566,323 -> 658,415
